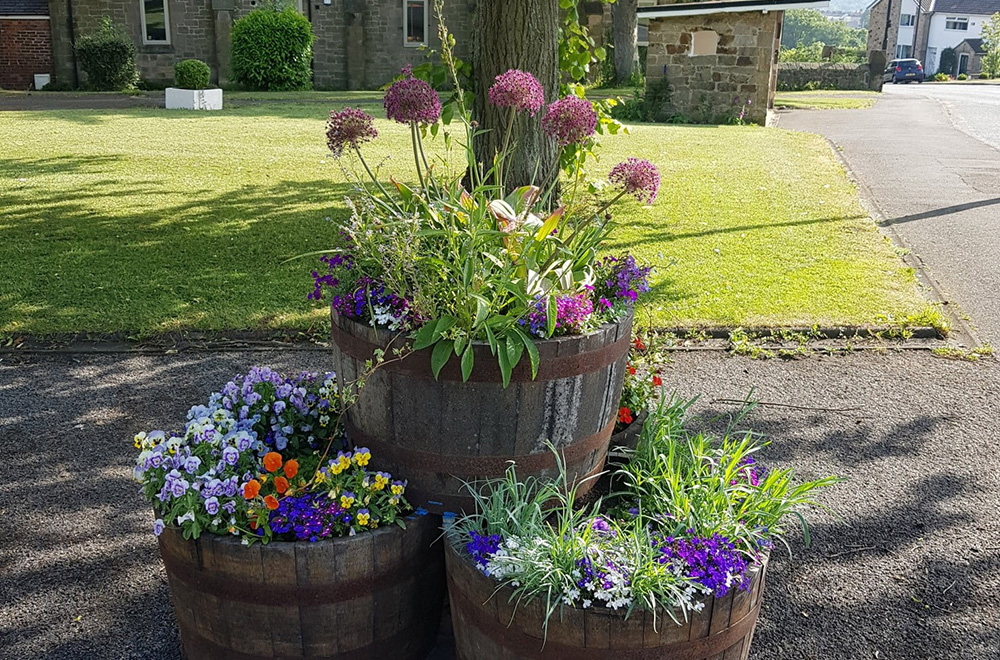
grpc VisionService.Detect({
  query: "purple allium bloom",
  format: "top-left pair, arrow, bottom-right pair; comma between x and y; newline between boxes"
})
326,107 -> 378,157
153,519 -> 165,536
488,69 -> 545,116
384,70 -> 442,125
466,530 -> 502,572
541,96 -> 598,146
204,497 -> 220,516
609,157 -> 661,204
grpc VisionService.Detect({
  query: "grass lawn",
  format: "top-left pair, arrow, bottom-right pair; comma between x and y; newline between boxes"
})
0,96 -> 934,337
773,91 -> 879,110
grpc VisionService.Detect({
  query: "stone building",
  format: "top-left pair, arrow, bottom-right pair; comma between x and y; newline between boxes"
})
954,36 -> 985,74
36,0 -> 477,89
0,0 -> 52,89
641,0 -> 829,125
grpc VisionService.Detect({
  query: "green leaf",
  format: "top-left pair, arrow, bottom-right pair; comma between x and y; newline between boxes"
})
411,323 -> 438,351
431,339 -> 454,380
474,296 -> 490,326
514,327 -> 540,379
507,334 -> 524,371
461,344 -> 475,382
546,296 -> 557,337
534,207 -> 564,242
484,323 -> 498,355
497,339 -> 512,388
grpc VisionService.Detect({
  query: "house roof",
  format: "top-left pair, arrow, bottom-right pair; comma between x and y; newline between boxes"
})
930,0 -> 1000,15
0,0 -> 48,16
959,37 -> 987,52
638,0 -> 830,19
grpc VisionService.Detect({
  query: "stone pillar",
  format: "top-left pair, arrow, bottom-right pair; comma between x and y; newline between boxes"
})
211,0 -> 234,85
344,0 -> 365,91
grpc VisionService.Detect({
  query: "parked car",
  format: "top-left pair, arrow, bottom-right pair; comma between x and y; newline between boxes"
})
884,59 -> 925,84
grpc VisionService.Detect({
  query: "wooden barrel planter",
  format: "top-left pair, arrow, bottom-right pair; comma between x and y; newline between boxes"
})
330,311 -> 632,514
445,541 -> 767,660
610,409 -> 648,456
157,513 -> 445,660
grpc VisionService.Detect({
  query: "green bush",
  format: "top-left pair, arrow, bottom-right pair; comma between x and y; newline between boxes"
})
957,73 -> 968,80
174,59 -> 211,89
231,7 -> 314,91
938,48 -> 957,75
75,17 -> 139,91
980,72 -> 990,79
933,72 -> 950,82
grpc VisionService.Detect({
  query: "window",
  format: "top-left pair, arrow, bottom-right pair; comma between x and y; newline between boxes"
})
403,0 -> 427,47
689,30 -> 718,56
899,14 -> 915,26
895,44 -> 913,58
945,16 -> 969,30
140,0 -> 170,44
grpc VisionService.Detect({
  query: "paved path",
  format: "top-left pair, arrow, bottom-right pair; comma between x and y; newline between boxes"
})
1,350 -> 998,659
779,84 -> 1000,344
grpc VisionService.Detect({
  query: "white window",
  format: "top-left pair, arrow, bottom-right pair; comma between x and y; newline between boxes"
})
689,30 -> 719,56
140,0 -> 170,44
403,0 -> 427,47
895,44 -> 913,58
945,16 -> 969,30
899,14 -> 915,26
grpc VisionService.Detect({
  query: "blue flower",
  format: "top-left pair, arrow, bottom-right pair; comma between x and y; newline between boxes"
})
153,519 -> 165,536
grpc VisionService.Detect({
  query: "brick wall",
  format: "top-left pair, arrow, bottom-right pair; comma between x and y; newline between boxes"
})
644,10 -> 780,124
0,18 -> 53,89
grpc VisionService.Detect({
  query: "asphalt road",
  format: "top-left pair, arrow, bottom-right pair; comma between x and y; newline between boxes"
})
780,83 -> 1000,344
1,349 -> 998,659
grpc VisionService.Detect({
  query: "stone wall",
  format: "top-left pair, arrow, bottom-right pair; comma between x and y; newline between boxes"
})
866,0 -> 896,58
776,62 -> 871,91
954,40 -> 984,76
644,10 -> 781,124
0,18 -> 52,89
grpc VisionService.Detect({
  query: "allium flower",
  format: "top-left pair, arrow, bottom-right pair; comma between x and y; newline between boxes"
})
541,96 -> 597,146
326,107 -> 378,157
609,157 -> 661,204
384,70 -> 442,125
488,69 -> 545,116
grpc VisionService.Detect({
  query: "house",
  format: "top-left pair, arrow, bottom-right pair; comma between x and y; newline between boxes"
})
866,0 -> 999,74
640,0 -> 830,125
5,0 -> 477,90
954,36 -> 986,73
0,0 -> 52,89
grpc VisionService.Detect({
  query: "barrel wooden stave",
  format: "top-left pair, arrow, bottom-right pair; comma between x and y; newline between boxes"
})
445,542 -> 765,660
159,513 -> 444,660
331,312 -> 631,513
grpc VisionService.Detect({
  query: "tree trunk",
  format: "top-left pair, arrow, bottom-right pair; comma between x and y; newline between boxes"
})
611,0 -> 639,84
472,0 -> 560,193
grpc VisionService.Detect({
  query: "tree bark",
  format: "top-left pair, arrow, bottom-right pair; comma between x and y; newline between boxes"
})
611,0 -> 639,84
472,0 -> 560,193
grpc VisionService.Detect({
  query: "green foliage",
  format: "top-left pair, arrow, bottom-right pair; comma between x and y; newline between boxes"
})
933,72 -> 951,82
174,59 -> 211,90
231,7 -> 314,91
781,9 -> 866,49
982,13 -> 1000,78
608,76 -> 672,122
779,43 -> 866,64
74,17 -> 139,91
957,73 -> 968,81
938,48 -> 957,75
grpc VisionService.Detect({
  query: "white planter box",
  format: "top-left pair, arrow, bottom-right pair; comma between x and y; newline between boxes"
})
34,74 -> 50,90
165,87 -> 223,110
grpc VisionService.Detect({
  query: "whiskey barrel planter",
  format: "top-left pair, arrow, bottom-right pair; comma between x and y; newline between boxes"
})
331,311 -> 632,514
610,409 -> 648,456
158,513 -> 445,660
445,541 -> 767,660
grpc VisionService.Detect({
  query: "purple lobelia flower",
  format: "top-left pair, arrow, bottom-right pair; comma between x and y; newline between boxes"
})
521,293 -> 594,337
466,531 -> 502,571
541,96 -> 597,146
609,157 -> 661,204
326,107 -> 378,157
488,69 -> 545,116
653,533 -> 750,597
384,70 -> 442,125
594,254 -> 651,303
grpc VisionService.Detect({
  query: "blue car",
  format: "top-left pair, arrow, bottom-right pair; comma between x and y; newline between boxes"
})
884,58 -> 925,84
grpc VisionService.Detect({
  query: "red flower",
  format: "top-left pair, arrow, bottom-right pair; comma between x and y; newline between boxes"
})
652,375 -> 662,387
618,407 -> 633,425
627,365 -> 637,376
633,337 -> 646,350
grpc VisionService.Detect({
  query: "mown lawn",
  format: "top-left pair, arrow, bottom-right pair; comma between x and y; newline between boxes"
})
773,91 -> 879,110
0,96 -> 934,336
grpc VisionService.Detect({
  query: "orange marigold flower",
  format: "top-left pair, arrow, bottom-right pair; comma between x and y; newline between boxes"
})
243,479 -> 261,499
652,375 -> 663,387
274,476 -> 289,495
618,407 -> 633,425
283,459 -> 299,479
263,452 -> 283,473
264,495 -> 280,510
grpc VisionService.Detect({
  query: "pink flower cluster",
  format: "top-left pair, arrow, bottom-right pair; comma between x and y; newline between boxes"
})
488,69 -> 545,116
384,69 -> 442,125
541,96 -> 598,147
326,107 -> 378,157
609,157 -> 661,204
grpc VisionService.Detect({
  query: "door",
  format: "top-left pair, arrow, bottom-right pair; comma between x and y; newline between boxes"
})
959,53 -> 969,75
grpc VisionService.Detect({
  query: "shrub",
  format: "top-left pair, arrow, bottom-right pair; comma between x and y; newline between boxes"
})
74,17 -> 139,91
933,72 -> 950,82
957,73 -> 968,80
174,59 -> 211,90
938,47 -> 957,75
231,7 -> 314,91
980,72 -> 990,79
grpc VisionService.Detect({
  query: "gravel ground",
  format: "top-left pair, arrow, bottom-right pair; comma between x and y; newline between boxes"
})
1,349 -> 998,659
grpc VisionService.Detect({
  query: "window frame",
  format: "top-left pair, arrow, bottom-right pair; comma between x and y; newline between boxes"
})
899,13 -> 915,26
139,0 -> 171,45
895,44 -> 913,58
402,0 -> 428,48
944,16 -> 969,31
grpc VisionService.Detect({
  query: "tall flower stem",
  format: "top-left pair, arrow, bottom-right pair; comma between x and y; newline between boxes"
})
410,121 -> 427,191
499,106 -> 516,190
353,145 -> 401,213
